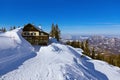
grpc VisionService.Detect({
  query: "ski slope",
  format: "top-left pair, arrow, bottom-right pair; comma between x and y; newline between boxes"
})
0,28 -> 120,80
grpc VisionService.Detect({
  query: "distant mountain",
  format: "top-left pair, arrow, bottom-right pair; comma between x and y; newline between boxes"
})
88,35 -> 120,54
61,34 -> 89,41
62,34 -> 120,54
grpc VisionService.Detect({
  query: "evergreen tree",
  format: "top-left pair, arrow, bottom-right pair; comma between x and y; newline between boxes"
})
50,23 -> 55,37
116,54 -> 120,67
91,47 -> 95,59
3,27 -> 6,32
13,26 -> 16,29
71,41 -> 78,48
96,53 -> 101,60
84,39 -> 90,56
66,41 -> 71,45
76,41 -> 80,48
55,24 -> 60,41
81,41 -> 84,51
0,27 -> 7,32
50,23 -> 61,41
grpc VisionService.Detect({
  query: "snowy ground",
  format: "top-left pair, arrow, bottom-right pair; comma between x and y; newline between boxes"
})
0,28 -> 120,80
0,29 -> 36,76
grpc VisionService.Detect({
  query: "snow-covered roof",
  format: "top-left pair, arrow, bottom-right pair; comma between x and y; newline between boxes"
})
33,24 -> 43,31
23,23 -> 49,35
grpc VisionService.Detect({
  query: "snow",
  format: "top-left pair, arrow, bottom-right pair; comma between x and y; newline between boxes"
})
0,28 -> 36,76
89,60 -> 120,80
0,28 -> 120,80
49,37 -> 58,43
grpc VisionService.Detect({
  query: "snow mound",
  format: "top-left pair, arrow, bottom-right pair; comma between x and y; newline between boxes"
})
0,43 -> 120,80
0,28 -> 36,76
49,37 -> 58,44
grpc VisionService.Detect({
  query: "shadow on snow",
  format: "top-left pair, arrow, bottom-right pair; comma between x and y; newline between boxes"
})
0,52 -> 37,76
68,46 -> 109,80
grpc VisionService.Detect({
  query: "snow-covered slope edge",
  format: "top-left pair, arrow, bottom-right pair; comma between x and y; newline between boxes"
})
0,28 -> 36,76
0,43 -> 120,80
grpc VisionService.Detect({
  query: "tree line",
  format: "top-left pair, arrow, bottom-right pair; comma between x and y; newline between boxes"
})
50,23 -> 61,41
0,26 -> 20,32
0,27 -> 6,32
66,40 -> 120,67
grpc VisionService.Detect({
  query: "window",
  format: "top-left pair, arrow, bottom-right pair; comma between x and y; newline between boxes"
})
31,33 -> 33,36
34,33 -> 36,35
27,33 -> 29,35
24,33 -> 26,35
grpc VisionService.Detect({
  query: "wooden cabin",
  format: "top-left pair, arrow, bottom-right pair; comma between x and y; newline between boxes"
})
22,23 -> 49,45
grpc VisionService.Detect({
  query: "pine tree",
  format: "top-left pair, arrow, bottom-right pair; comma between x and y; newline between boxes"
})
50,23 -> 61,41
76,41 -> 80,48
96,53 -> 101,60
66,41 -> 71,45
55,24 -> 60,41
3,27 -> 6,32
91,47 -> 95,59
84,39 -> 90,56
1,27 -> 6,32
116,54 -> 120,67
50,23 -> 55,37
81,41 -> 84,51
13,26 -> 16,29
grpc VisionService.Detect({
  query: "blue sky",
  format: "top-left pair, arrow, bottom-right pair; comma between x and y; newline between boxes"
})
0,0 -> 120,34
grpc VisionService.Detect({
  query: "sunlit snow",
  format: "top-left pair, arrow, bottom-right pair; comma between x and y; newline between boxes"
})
0,28 -> 120,80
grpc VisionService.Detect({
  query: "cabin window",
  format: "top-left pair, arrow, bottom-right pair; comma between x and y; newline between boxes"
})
31,33 -> 33,36
34,33 -> 36,35
27,33 -> 29,35
24,33 -> 26,35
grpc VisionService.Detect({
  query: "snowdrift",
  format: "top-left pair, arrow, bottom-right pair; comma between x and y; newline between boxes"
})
0,28 -> 120,80
0,42 -> 120,80
0,28 -> 36,76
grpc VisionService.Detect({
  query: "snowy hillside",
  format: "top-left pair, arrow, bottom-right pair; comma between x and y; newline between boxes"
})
0,28 -> 120,80
0,28 -> 36,76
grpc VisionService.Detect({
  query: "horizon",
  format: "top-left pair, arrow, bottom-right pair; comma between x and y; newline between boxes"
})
0,0 -> 120,35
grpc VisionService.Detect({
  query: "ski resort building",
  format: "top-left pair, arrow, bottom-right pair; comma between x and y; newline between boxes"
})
22,23 -> 49,45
